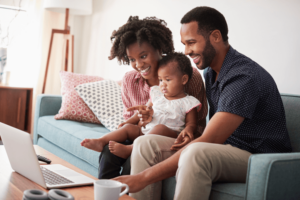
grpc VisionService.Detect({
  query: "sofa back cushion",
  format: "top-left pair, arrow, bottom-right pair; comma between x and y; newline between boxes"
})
281,94 -> 300,152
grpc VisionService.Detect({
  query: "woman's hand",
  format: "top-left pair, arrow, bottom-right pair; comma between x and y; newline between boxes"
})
170,133 -> 192,151
127,105 -> 153,127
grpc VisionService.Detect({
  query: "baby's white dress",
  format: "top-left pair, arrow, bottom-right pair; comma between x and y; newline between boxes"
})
142,86 -> 202,135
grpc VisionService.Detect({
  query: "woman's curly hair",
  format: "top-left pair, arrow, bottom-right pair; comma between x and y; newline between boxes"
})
109,16 -> 174,65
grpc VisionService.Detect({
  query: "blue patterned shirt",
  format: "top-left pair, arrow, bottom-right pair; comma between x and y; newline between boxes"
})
205,46 -> 292,153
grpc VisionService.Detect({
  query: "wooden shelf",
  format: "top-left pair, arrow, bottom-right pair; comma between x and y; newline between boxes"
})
0,86 -> 33,139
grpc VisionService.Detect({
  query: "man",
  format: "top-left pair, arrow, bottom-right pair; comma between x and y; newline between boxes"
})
114,6 -> 292,200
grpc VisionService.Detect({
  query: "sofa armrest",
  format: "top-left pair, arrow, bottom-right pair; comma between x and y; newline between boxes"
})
245,152 -> 300,200
33,94 -> 62,144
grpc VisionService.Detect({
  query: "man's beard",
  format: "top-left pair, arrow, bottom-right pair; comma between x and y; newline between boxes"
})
198,39 -> 216,70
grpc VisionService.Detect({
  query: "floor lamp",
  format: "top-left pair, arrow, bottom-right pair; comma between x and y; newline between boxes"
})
42,0 -> 92,94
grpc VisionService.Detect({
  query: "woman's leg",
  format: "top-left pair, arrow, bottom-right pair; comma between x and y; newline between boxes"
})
98,140 -> 132,179
81,124 -> 142,152
147,124 -> 178,138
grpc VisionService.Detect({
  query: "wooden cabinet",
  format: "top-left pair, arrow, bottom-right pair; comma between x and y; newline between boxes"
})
0,86 -> 33,135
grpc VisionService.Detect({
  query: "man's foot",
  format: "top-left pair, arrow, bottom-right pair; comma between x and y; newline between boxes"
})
80,138 -> 105,152
109,141 -> 133,159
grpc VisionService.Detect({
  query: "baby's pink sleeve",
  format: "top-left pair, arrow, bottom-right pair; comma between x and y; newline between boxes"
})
186,96 -> 202,113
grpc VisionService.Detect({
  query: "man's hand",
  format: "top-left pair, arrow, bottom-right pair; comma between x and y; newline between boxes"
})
113,174 -> 148,193
127,105 -> 153,128
170,135 -> 192,151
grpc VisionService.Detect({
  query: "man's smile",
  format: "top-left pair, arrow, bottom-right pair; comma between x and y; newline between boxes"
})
190,54 -> 201,64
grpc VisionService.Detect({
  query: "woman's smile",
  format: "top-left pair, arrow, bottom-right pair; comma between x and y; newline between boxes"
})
140,66 -> 151,76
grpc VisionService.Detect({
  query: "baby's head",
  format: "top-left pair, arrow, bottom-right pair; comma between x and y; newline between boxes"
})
158,52 -> 193,98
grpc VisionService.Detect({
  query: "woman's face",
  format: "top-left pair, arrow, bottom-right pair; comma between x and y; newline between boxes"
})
126,41 -> 162,81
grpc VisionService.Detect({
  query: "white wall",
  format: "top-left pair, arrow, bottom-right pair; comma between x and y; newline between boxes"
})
73,0 -> 300,95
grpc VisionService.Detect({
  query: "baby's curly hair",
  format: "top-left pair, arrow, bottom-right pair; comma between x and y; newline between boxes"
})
109,16 -> 174,65
158,52 -> 193,81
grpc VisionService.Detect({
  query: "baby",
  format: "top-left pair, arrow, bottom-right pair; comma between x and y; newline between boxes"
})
81,52 -> 201,159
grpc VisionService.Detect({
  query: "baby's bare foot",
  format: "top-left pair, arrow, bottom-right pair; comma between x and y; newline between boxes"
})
81,138 -> 105,152
109,141 -> 133,159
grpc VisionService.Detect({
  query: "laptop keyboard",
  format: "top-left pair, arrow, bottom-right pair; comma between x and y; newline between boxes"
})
40,166 -> 74,185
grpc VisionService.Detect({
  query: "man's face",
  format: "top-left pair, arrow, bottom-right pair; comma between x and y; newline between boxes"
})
180,21 -> 216,70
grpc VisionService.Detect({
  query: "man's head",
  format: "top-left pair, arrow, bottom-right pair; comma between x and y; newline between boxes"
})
180,7 -> 228,70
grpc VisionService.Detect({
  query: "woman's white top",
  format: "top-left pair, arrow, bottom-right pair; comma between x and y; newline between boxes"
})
142,86 -> 201,135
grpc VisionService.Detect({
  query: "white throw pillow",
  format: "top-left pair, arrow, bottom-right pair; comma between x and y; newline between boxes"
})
75,80 -> 125,131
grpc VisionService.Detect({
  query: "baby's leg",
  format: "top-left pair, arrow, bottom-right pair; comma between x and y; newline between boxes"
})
109,142 -> 133,159
81,124 -> 141,152
147,124 -> 178,138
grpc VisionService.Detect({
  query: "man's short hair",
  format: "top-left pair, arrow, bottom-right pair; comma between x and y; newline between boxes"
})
181,6 -> 229,42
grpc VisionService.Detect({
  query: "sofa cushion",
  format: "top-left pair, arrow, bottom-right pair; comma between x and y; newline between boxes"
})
161,177 -> 245,200
37,116 -> 110,168
55,71 -> 104,124
281,94 -> 300,152
75,80 -> 125,131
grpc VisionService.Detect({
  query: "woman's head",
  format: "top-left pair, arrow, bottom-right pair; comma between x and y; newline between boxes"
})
109,16 -> 174,82
157,52 -> 193,98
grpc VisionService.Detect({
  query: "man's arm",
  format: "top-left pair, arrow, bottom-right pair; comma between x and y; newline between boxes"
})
114,111 -> 244,193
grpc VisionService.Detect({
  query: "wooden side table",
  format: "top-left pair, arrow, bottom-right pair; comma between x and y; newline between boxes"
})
0,85 -> 33,139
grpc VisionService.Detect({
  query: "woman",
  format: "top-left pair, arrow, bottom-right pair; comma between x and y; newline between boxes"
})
98,16 -> 208,179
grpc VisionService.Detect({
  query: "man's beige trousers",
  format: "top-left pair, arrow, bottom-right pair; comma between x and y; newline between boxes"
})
130,135 -> 251,200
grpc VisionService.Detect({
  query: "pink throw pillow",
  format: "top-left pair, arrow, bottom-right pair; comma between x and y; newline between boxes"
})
54,71 -> 104,124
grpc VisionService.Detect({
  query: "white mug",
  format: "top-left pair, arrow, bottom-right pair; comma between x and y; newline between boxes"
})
94,179 -> 129,200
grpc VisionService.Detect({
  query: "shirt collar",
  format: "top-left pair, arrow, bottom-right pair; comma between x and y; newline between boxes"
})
134,72 -> 141,80
207,46 -> 235,89
134,72 -> 150,92
216,46 -> 235,83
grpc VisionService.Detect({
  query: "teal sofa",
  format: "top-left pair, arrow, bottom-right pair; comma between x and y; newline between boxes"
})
34,93 -> 300,199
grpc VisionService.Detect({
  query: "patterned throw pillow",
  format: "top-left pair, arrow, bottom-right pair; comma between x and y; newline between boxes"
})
54,71 -> 104,124
75,80 -> 125,131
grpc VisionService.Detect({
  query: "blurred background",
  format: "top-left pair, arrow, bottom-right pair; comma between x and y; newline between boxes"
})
0,0 -> 299,96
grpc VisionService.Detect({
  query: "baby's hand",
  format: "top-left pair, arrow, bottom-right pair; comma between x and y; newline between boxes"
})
178,130 -> 194,141
170,135 -> 191,151
127,105 -> 153,128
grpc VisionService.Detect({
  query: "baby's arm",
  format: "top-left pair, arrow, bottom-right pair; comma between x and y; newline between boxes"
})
170,108 -> 198,150
179,108 -> 198,140
119,100 -> 153,129
137,100 -> 153,128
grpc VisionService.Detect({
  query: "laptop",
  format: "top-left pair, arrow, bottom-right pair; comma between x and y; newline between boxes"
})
0,122 -> 95,189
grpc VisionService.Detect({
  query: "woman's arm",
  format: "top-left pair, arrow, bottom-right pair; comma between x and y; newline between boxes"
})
121,76 -> 135,121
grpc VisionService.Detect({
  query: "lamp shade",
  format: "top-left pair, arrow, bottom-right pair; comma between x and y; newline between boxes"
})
43,0 -> 92,15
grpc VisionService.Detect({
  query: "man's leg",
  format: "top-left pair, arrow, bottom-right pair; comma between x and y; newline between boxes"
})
175,142 -> 252,200
98,140 -> 132,179
130,135 -> 176,200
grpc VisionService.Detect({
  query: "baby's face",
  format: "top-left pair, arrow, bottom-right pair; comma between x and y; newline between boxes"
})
158,61 -> 186,99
